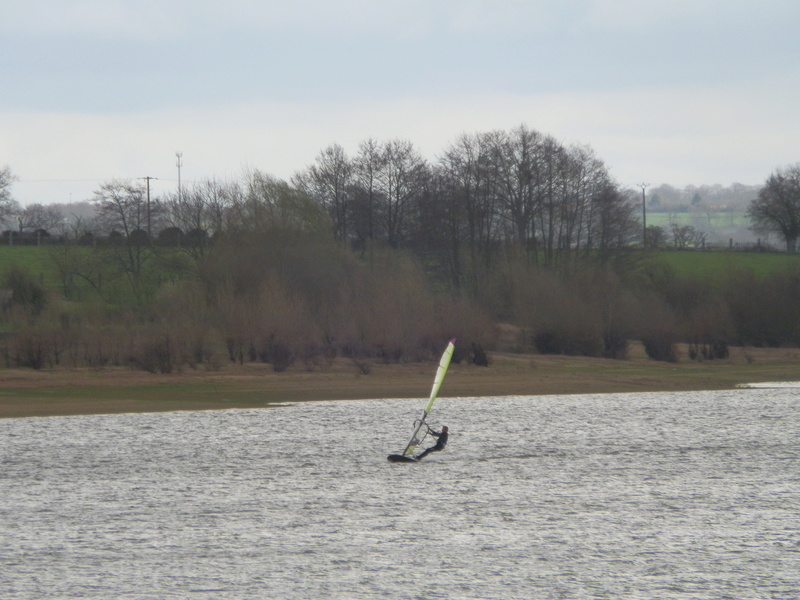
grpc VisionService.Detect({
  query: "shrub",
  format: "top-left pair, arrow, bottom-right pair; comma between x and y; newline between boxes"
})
688,339 -> 730,361
470,342 -> 490,366
642,333 -> 679,362
602,330 -> 629,359
138,335 -> 173,374
11,331 -> 47,369
3,265 -> 48,317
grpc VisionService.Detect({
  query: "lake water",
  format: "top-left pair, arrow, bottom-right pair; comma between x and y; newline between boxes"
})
1,388 -> 799,599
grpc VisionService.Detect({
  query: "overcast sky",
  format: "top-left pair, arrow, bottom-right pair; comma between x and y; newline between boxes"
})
2,0 -> 799,206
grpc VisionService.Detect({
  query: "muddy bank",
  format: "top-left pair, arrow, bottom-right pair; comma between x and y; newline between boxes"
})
1,345 -> 798,418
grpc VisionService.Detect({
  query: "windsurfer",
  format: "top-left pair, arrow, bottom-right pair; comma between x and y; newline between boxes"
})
415,426 -> 448,461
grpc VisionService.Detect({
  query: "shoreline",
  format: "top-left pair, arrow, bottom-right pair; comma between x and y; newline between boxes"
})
1,345 -> 799,419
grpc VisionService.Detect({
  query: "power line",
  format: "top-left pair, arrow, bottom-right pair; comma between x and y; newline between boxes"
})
17,178 -> 108,183
18,177 -> 190,184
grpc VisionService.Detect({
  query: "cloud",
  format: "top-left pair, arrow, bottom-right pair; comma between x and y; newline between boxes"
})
0,0 -> 174,39
0,0 -> 566,40
581,0 -> 797,33
3,1 -> 799,204
6,72 -> 798,206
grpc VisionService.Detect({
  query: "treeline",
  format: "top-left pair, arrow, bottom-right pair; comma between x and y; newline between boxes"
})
292,127 -> 639,288
647,182 -> 761,212
1,125 -> 798,371
118,124 -> 640,292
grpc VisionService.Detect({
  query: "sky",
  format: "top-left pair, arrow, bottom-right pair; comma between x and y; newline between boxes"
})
2,0 -> 799,206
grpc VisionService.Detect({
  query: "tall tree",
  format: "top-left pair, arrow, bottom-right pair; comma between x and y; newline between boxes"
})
437,132 -> 503,289
495,126 -> 544,257
293,144 -> 353,243
93,179 -> 152,238
590,185 -> 639,258
91,179 -> 154,292
748,163 -> 800,252
162,178 -> 240,243
351,138 -> 386,247
238,170 -> 329,235
379,139 -> 428,249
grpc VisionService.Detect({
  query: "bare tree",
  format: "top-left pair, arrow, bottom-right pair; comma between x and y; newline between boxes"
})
415,126 -> 633,280
437,132 -> 503,288
91,179 -> 155,291
0,166 -> 21,228
559,144 -> 609,256
237,169 -> 329,235
161,178 -> 242,258
379,139 -> 428,249
92,179 -> 152,237
350,138 -> 387,247
645,225 -> 669,249
748,163 -> 800,253
293,144 -> 353,243
670,223 -> 707,249
19,203 -> 64,233
494,126 -> 544,257
590,185 -> 639,257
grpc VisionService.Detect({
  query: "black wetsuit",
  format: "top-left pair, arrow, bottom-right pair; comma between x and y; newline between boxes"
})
416,429 -> 448,461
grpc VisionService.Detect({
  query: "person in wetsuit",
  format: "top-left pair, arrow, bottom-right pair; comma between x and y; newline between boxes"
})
415,425 -> 448,461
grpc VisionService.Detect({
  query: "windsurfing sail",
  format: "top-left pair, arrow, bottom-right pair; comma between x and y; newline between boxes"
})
394,339 -> 455,460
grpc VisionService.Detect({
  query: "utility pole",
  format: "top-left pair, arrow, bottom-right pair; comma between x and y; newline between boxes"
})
176,151 -> 183,203
140,176 -> 157,239
638,183 -> 650,248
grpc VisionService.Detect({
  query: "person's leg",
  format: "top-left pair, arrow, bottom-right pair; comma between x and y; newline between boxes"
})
416,444 -> 443,461
416,447 -> 433,461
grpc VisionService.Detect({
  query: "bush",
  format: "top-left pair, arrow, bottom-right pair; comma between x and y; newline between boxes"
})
470,342 -> 490,366
602,330 -> 629,359
688,339 -> 730,361
138,336 -> 173,374
11,331 -> 47,369
3,265 -> 48,317
642,333 -> 679,362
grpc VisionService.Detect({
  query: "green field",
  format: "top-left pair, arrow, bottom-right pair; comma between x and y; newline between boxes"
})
650,249 -> 800,279
0,244 -> 195,306
0,245 -> 65,290
647,212 -> 750,229
2,246 -> 799,297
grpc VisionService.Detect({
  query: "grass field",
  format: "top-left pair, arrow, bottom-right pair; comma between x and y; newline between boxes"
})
650,250 -> 800,279
647,212 -> 750,229
0,244 -> 195,305
0,245 -> 64,290
3,245 -> 799,292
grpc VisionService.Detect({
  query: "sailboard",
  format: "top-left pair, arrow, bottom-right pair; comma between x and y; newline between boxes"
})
387,339 -> 455,463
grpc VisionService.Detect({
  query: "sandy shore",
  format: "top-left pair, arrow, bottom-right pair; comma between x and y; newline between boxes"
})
1,344 -> 799,418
